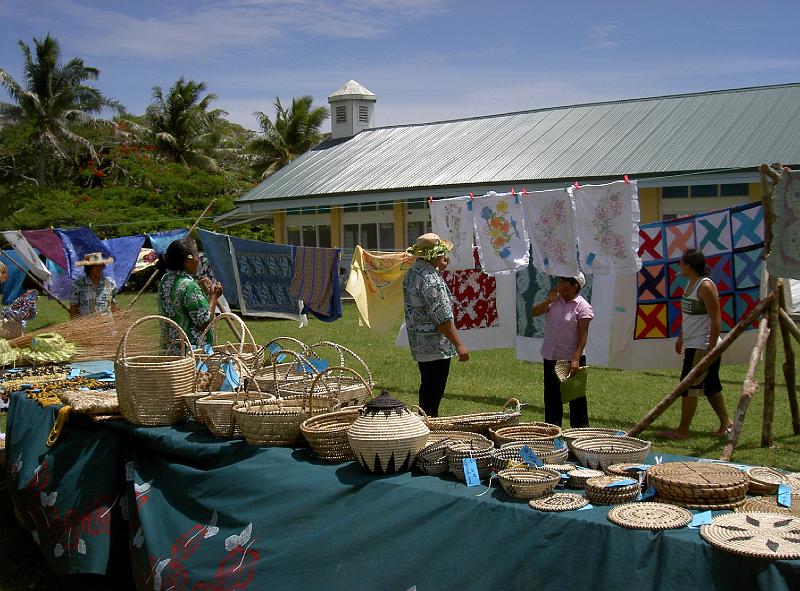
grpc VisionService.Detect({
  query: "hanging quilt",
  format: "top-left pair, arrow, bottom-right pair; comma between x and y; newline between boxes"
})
21,229 -> 68,270
767,169 -> 800,279
1,230 -> 51,281
633,203 -> 764,340
429,196 -> 475,271
289,246 -> 342,322
573,180 -> 641,274
520,188 -> 580,277
472,192 -> 529,276
346,247 -> 414,333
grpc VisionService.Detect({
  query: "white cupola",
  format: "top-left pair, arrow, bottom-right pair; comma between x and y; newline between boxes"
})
327,80 -> 376,140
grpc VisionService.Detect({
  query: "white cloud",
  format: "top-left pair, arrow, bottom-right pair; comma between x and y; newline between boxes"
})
586,23 -> 619,49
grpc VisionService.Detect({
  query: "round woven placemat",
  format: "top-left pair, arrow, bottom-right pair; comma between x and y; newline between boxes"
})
654,496 -> 747,511
700,512 -> 800,560
736,498 -> 800,516
648,461 -> 747,489
607,502 -> 692,530
528,493 -> 589,512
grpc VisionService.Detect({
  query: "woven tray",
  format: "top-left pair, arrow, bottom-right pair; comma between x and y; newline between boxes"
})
654,496 -> 747,511
585,475 -> 641,506
540,463 -> 576,474
566,469 -> 604,489
489,422 -> 562,446
700,513 -> 800,560
528,493 -> 589,512
561,427 -> 625,454
745,466 -> 795,496
416,398 -> 522,435
571,436 -> 651,471
736,497 -> 800,517
648,462 -> 749,506
607,502 -> 692,530
300,407 -> 361,462
497,467 -> 561,500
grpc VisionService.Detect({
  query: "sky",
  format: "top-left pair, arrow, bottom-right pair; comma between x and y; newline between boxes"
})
1,1 -> 799,132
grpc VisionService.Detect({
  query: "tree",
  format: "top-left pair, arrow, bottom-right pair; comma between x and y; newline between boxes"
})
142,78 -> 226,172
0,34 -> 122,186
248,95 -> 329,178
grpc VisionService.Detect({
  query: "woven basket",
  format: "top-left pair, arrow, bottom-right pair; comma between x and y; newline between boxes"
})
418,431 -> 492,474
561,427 -> 626,455
448,442 -> 495,481
571,436 -> 651,471
115,315 -> 194,426
304,341 -> 375,407
252,338 -> 313,394
493,442 -> 569,472
554,361 -> 589,403
585,475 -> 641,505
498,467 -> 561,500
278,366 -> 373,409
489,422 -> 562,446
347,391 -> 430,474
745,466 -> 798,496
647,462 -> 749,508
300,407 -> 361,461
415,398 -> 522,435
566,468 -> 604,489
196,313 -> 263,373
606,463 -> 650,480
184,350 -> 243,421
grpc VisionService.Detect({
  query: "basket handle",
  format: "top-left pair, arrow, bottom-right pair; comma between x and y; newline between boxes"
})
265,349 -> 319,385
503,398 -> 522,414
411,405 -> 429,420
262,336 -> 309,359
306,341 -> 374,387
307,366 -> 373,404
198,312 -> 254,352
115,314 -> 195,362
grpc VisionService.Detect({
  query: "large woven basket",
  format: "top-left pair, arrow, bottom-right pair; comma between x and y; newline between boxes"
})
571,436 -> 651,471
561,427 -> 626,455
115,315 -> 194,426
300,407 -> 362,462
347,391 -> 430,474
277,366 -> 373,409
489,422 -> 562,446
498,467 -> 561,500
415,398 -> 522,435
303,341 -> 375,407
195,313 -> 262,374
197,370 -> 273,439
448,442 -> 495,481
252,345 -> 318,395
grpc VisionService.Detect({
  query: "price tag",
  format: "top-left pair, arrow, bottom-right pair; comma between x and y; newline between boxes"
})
295,359 -> 329,373
614,431 -> 626,437
605,478 -> 637,488
203,343 -> 214,355
638,486 -> 656,501
220,361 -> 240,391
69,367 -> 81,378
462,457 -> 481,487
578,503 -> 594,511
519,446 -> 544,467
778,483 -> 792,508
553,438 -> 565,450
688,511 -> 713,529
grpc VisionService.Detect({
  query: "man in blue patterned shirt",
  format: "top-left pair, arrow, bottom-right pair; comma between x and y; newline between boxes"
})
70,252 -> 119,318
403,233 -> 469,416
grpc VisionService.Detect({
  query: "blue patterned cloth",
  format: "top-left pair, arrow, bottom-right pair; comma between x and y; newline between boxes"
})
197,229 -> 239,308
229,237 -> 299,317
55,227 -> 114,280
1,249 -> 26,304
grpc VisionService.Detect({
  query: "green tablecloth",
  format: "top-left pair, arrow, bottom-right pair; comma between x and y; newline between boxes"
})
6,391 -> 800,590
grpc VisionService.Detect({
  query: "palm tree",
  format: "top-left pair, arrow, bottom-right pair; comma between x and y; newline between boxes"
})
0,34 -> 122,186
143,78 -> 226,171
248,95 -> 329,178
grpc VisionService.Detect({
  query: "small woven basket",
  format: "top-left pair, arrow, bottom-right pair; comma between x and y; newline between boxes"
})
415,398 -> 522,435
492,442 -> 569,472
585,475 -> 641,505
195,313 -> 263,373
115,315 -> 195,426
561,427 -> 626,455
571,436 -> 651,471
448,442 -> 495,481
566,468 -> 604,489
418,431 -> 492,474
278,366 -> 373,409
497,467 -> 561,500
303,341 -> 375,407
300,407 -> 362,461
745,466 -> 798,496
489,422 -> 562,446
554,360 -> 589,403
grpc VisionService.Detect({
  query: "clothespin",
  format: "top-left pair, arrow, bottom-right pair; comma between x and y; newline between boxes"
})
469,192 -> 475,200
573,181 -> 581,190
521,188 -> 528,195
624,174 -> 630,184
427,195 -> 433,206
467,192 -> 475,211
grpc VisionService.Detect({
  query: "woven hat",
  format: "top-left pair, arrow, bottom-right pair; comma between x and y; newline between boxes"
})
20,333 -> 77,364
569,272 -> 586,289
75,252 -> 114,267
407,233 -> 454,259
0,338 -> 19,366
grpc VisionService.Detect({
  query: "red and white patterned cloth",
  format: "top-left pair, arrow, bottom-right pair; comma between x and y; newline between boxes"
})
441,269 -> 498,330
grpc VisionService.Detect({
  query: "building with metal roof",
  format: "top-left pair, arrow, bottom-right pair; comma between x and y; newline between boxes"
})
218,81 -> 800,256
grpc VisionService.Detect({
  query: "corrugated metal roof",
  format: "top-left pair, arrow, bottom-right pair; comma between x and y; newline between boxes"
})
237,83 -> 800,205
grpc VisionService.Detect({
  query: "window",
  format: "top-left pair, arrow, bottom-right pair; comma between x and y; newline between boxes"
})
336,105 -> 346,125
691,185 -> 718,198
344,224 -> 359,250
407,221 -> 431,245
318,205 -> 331,214
359,202 -> 377,212
720,183 -> 749,197
360,224 -> 377,249
358,105 -> 369,123
343,223 -> 395,250
379,223 -> 394,251
378,202 -> 394,211
302,226 -> 316,247
301,206 -> 317,215
662,186 -> 688,199
287,226 -> 301,245
407,200 -> 427,210
318,225 -> 331,248
286,207 -> 301,215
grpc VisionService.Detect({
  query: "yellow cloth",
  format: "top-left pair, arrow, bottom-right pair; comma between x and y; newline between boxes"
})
345,246 -> 414,333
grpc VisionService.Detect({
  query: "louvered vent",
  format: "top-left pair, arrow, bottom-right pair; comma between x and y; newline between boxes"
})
336,105 -> 347,124
358,105 -> 369,123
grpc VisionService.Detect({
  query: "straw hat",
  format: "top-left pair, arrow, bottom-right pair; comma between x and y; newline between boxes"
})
75,252 -> 114,267
20,333 -> 76,364
406,233 -> 454,259
0,338 -> 19,366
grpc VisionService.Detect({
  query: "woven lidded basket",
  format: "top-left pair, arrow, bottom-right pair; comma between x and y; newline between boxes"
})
115,315 -> 195,426
647,461 -> 749,509
300,407 -> 362,462
347,391 -> 430,474
497,467 -> 561,500
561,427 -> 626,454
585,475 -> 641,505
416,398 -> 522,435
489,422 -> 562,446
195,313 -> 263,374
571,436 -> 651,471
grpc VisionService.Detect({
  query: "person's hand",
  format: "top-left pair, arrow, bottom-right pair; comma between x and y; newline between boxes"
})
675,335 -> 684,355
211,281 -> 223,297
199,277 -> 213,295
547,286 -> 560,303
456,344 -> 470,362
569,359 -> 580,376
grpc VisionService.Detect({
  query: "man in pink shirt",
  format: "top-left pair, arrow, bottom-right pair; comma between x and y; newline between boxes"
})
531,273 -> 593,427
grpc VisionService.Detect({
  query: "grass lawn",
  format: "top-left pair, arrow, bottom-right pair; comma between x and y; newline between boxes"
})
1,293 -> 800,589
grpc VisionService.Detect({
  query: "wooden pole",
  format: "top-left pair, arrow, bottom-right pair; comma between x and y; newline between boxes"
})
0,250 -> 71,314
720,318 -> 770,461
627,289 -> 778,438
780,308 -> 800,345
761,276 -> 779,448
778,286 -> 799,434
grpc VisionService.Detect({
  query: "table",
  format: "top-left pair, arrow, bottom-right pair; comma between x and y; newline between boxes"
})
5,392 -> 800,591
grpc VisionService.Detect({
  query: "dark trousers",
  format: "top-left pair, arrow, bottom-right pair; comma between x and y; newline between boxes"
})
417,358 -> 452,417
543,357 -> 588,428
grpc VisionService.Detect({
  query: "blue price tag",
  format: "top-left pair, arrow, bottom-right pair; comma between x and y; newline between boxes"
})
69,367 -> 81,378
578,503 -> 594,511
639,486 -> 657,501
220,361 -> 240,391
689,511 -> 713,529
197,359 -> 208,372
296,359 -> 329,373
614,431 -> 626,437
462,457 -> 481,487
778,483 -> 792,508
586,252 -> 596,266
605,478 -> 637,488
203,343 -> 214,355
519,446 -> 544,467
553,438 -> 565,450
4,368 -> 23,374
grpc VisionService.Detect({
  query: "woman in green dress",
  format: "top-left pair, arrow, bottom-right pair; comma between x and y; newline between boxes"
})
157,238 -> 223,354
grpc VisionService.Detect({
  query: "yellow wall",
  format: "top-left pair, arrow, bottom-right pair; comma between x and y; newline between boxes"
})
393,201 -> 407,248
273,211 -> 286,244
330,206 -> 343,247
638,187 -> 660,223
748,182 -> 761,203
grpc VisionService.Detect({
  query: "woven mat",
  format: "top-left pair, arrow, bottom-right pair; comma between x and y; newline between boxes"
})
528,493 -> 589,512
655,496 -> 747,511
736,497 -> 800,516
700,513 -> 800,560
607,502 -> 692,530
648,461 -> 747,489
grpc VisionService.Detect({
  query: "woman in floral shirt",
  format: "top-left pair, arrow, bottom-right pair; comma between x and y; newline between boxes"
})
157,238 -> 223,354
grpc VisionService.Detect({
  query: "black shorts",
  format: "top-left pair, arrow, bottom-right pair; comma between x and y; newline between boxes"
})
680,348 -> 722,397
